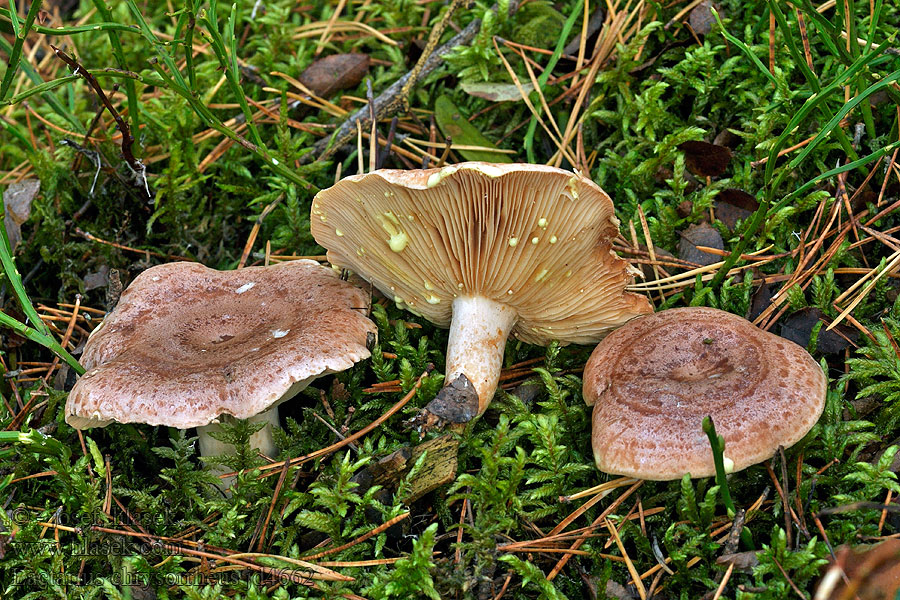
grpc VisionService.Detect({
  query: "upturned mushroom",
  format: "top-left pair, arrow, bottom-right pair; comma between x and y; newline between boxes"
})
583,307 -> 827,480
65,260 -> 375,477
310,162 -> 651,425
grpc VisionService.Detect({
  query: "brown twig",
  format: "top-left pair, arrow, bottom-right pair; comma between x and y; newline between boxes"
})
306,4 -> 489,163
49,45 -> 150,199
73,227 -> 192,261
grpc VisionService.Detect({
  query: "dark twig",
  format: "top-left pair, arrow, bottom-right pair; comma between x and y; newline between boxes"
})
367,79 -> 377,172
306,5 -> 491,163
377,116 -> 399,169
436,136 -> 452,167
397,0 -> 470,106
766,459 -> 793,549
49,45 -> 151,200
817,502 -> 900,515
771,557 -> 808,600
779,447 -> 794,549
721,508 -> 746,557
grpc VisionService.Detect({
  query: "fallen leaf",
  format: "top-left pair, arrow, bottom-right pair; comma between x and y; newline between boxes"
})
298,53 -> 369,98
689,0 -> 719,36
780,307 -> 858,354
678,223 -> 723,266
604,580 -> 638,600
460,80 -> 533,102
3,179 -> 40,250
717,551 -> 759,571
348,434 -> 458,504
83,265 -> 109,291
715,188 -> 759,231
749,282 -> 774,321
678,140 -> 732,177
562,4 -> 606,57
434,95 -> 513,163
713,128 -> 739,148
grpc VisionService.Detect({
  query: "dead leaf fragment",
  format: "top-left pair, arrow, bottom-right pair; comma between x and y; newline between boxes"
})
433,95 -> 513,163
749,282 -> 774,321
298,53 -> 369,99
348,434 -> 458,504
717,551 -> 759,571
678,223 -> 724,266
460,80 -> 533,102
1,304 -> 27,348
678,140 -> 733,177
604,580 -> 638,600
688,0 -> 720,36
3,179 -> 40,250
780,307 -> 858,354
715,188 -> 759,231
83,265 -> 109,291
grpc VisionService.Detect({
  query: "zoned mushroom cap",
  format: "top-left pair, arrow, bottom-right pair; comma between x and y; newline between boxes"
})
310,162 -> 651,345
584,307 -> 827,480
66,260 -> 375,430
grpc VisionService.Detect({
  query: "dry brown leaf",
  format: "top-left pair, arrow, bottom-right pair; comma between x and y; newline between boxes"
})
3,179 -> 40,250
678,140 -> 733,177
298,53 -> 370,99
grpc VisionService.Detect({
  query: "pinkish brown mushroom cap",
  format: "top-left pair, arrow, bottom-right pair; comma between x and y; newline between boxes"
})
584,307 -> 827,480
311,162 -> 652,422
65,260 -> 375,430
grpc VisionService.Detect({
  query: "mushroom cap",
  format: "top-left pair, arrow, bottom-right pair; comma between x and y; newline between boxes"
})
584,307 -> 827,480
310,162 -> 651,345
65,260 -> 375,429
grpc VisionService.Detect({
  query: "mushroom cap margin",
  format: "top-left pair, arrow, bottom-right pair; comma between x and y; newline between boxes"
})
584,307 -> 827,480
65,260 -> 375,429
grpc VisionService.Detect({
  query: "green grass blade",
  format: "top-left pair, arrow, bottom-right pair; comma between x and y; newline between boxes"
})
712,8 -> 779,87
0,0 -> 44,101
0,311 -> 84,375
5,2 -> 20,36
0,35 -> 85,132
0,70 -> 145,106
763,36 -> 897,184
786,69 -> 900,170
124,0 -> 189,90
0,211 -> 84,374
0,217 -> 48,339
0,117 -> 34,153
775,139 -> 900,212
793,0 -> 853,63
702,416 -> 735,517
767,1 -> 820,91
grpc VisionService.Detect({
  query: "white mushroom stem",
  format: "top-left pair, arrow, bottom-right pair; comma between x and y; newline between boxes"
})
445,295 -> 518,414
197,407 -> 280,458
197,408 -> 280,489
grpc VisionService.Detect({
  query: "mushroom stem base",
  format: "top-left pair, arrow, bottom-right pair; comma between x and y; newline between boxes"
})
427,295 -> 517,422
